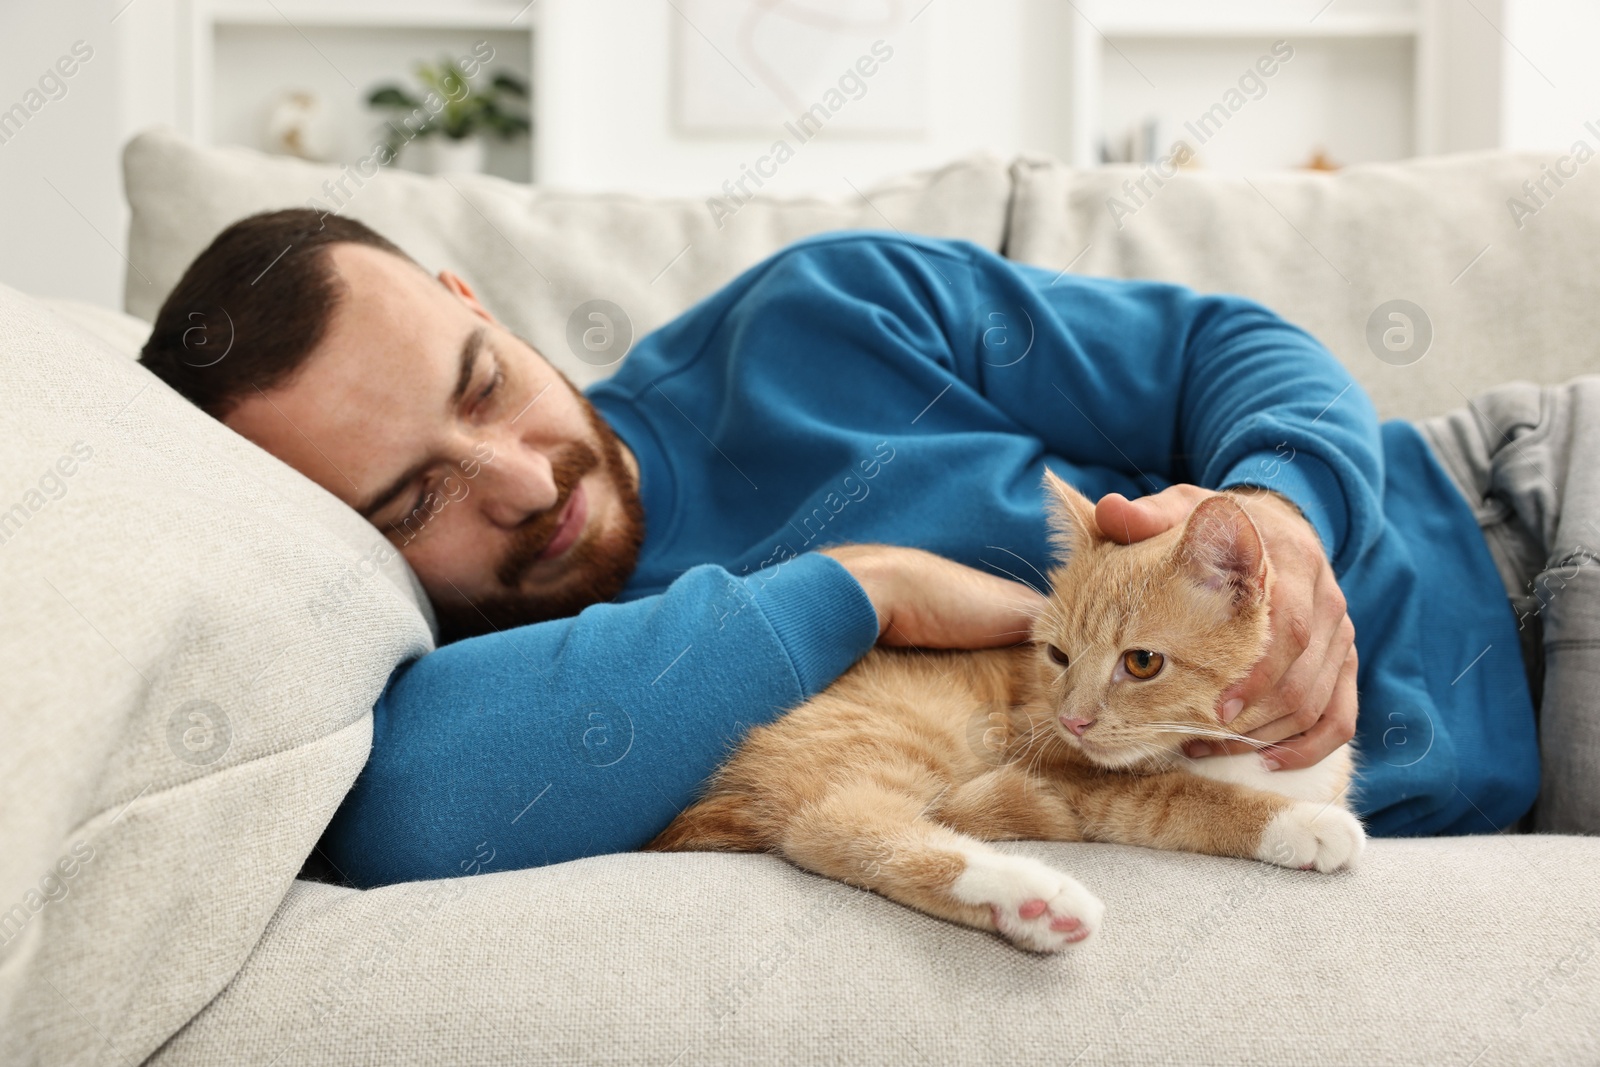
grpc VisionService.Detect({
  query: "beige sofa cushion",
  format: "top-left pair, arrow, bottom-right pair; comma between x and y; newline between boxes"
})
1005,151 -> 1600,421
36,298 -> 150,359
126,130 -> 1600,420
0,284 -> 433,1065
150,836 -> 1600,1065
122,127 -> 1014,389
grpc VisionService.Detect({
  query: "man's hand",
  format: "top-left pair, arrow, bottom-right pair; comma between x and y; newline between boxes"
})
818,543 -> 1047,650
1094,484 -> 1358,771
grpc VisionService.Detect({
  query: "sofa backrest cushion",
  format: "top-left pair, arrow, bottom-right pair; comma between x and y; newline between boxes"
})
1004,151 -> 1600,420
0,284 -> 433,1064
123,127 -> 1014,390
36,297 -> 150,358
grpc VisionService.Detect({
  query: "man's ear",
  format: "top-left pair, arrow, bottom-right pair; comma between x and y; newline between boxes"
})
438,269 -> 498,324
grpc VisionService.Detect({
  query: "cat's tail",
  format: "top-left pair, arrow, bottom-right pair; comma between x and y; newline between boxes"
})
644,791 -> 768,852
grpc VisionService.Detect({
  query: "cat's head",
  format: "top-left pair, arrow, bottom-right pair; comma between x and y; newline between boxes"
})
1029,469 -> 1274,771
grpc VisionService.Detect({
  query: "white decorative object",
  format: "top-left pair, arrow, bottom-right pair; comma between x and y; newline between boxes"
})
673,0 -> 926,136
264,90 -> 337,161
408,135 -> 487,175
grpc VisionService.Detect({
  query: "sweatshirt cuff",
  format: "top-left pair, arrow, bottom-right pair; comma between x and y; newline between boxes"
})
1218,451 -> 1347,562
741,550 -> 881,698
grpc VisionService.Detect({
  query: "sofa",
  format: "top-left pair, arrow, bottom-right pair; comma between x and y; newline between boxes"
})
3,126 -> 1598,1066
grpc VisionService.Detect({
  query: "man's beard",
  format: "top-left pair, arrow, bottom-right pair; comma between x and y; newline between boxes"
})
432,370 -> 647,644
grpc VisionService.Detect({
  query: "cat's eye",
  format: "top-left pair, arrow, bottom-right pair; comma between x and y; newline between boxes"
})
1046,644 -> 1070,668
1122,649 -> 1164,680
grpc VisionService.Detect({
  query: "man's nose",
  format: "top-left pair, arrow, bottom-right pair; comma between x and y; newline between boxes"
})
1060,715 -> 1096,737
475,445 -> 559,528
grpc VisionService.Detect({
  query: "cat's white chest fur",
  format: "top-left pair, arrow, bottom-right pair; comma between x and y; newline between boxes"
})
1181,743 -> 1355,807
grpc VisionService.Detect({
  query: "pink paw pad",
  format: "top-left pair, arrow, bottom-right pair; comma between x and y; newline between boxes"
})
989,898 -> 1094,946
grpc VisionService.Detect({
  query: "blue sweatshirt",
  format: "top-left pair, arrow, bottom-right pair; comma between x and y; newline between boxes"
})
317,232 -> 1540,887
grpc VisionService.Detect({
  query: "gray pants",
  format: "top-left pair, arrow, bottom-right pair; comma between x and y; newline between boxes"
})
1415,376 -> 1600,834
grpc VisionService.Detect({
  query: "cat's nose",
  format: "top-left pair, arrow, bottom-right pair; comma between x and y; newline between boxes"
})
1060,715 -> 1096,737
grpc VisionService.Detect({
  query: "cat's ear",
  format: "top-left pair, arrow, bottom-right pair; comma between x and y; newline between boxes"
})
1173,494 -> 1270,610
1041,468 -> 1101,563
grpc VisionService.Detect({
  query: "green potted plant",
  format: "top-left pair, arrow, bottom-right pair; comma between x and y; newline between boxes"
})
367,58 -> 530,175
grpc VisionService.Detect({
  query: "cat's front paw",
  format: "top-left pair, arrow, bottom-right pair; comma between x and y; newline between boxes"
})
950,849 -> 1106,952
1256,802 -> 1365,872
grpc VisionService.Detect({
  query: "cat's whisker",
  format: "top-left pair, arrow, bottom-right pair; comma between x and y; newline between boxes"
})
1143,721 -> 1263,739
1013,715 -> 1061,778
980,556 -> 1047,598
1035,602 -> 1067,627
984,545 -> 1056,595
1103,738 -> 1174,772
1143,723 -> 1276,750
1011,716 -> 1048,754
1132,741 -> 1179,771
1018,734 -> 1043,774
1142,722 -> 1241,737
1026,731 -> 1066,779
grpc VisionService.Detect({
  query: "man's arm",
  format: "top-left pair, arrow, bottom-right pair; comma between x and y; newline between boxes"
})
974,250 -> 1378,767
974,250 -> 1377,767
1099,481 -> 1361,768
721,234 -> 1384,569
966,250 -> 1385,574
719,235 -> 1378,767
318,545 -> 1045,887
318,551 -> 879,886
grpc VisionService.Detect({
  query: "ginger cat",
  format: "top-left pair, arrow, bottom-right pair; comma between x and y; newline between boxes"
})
646,469 -> 1364,952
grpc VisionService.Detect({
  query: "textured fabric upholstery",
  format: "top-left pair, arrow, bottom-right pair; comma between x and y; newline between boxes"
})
0,284 -> 433,1065
1003,151 -> 1600,421
122,127 -> 1014,390
152,838 -> 1600,1066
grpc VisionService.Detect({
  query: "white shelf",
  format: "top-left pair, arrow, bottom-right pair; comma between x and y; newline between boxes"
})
1066,0 -> 1438,168
1075,0 -> 1419,32
184,0 -> 539,181
200,1 -> 536,30
1096,15 -> 1419,38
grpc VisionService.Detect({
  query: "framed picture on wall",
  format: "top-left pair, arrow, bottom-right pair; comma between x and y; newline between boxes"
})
672,0 -> 928,137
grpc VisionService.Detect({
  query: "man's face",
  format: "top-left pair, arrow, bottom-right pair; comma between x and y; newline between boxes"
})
223,242 -> 646,641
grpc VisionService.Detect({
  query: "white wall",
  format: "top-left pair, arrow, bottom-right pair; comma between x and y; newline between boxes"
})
1500,0 -> 1600,152
0,0 -> 183,310
0,1 -> 159,310
1418,0 -> 1503,154
0,0 -> 1583,312
534,0 -> 1072,198
0,0 -> 1074,309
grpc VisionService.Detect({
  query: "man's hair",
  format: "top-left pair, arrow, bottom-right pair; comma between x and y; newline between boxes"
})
138,209 -> 416,417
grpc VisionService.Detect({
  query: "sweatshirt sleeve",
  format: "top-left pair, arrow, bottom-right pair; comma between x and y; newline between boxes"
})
966,246 -> 1387,575
742,235 -> 1385,576
317,549 -> 879,887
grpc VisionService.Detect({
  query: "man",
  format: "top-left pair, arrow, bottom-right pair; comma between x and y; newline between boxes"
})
139,210 -> 1594,888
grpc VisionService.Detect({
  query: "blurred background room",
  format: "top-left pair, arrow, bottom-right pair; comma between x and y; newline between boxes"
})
11,7 -> 1600,1062
0,0 -> 1591,311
